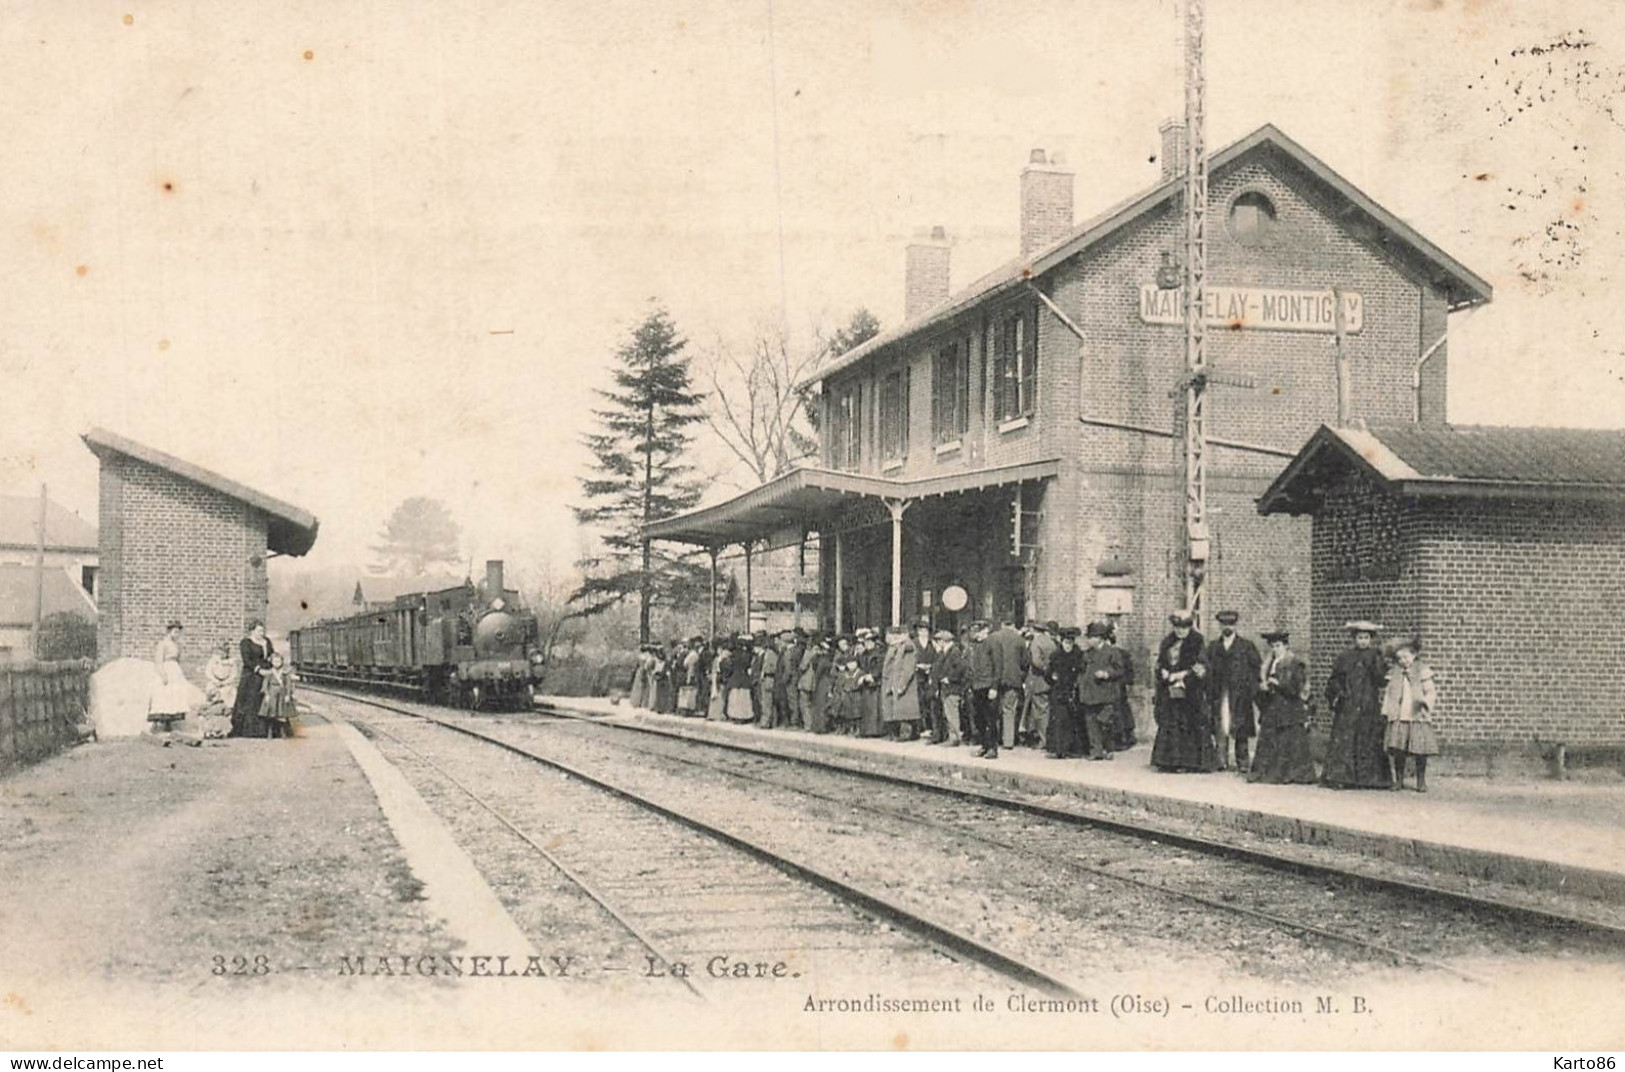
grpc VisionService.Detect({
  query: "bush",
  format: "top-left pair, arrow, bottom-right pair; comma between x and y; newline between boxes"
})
35,611 -> 97,662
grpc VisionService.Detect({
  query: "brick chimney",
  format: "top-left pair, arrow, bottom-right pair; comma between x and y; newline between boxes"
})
1020,149 -> 1075,258
485,560 -> 505,602
903,225 -> 951,321
1158,119 -> 1187,182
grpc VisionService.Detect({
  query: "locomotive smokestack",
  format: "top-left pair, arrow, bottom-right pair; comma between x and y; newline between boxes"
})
485,560 -> 505,602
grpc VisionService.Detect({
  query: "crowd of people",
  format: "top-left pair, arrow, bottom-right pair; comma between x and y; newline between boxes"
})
625,617 -> 1139,760
145,618 -> 296,741
623,611 -> 1439,792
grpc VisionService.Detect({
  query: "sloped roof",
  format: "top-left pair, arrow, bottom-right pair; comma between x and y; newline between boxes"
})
82,428 -> 320,556
803,123 -> 1493,391
1258,423 -> 1625,514
644,459 -> 1060,547
0,564 -> 96,627
0,495 -> 97,551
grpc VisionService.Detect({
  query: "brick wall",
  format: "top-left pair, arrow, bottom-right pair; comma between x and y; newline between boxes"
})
1414,497 -> 1625,746
96,455 -> 270,683
812,145 -> 1461,671
1307,468 -> 1625,747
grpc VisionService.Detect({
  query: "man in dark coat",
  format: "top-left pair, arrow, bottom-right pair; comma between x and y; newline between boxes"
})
987,618 -> 1026,749
1322,621 -> 1393,788
966,621 -> 1000,757
1077,621 -> 1127,760
770,630 -> 793,728
930,628 -> 968,745
1205,610 -> 1262,773
1150,611 -> 1217,772
909,623 -> 938,744
783,629 -> 806,729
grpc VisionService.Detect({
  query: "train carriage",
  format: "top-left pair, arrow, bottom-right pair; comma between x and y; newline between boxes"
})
290,560 -> 545,710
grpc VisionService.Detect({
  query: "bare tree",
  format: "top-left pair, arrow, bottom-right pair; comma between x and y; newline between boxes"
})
703,309 -> 880,486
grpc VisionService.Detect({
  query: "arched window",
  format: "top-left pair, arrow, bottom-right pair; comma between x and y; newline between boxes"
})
1228,191 -> 1277,245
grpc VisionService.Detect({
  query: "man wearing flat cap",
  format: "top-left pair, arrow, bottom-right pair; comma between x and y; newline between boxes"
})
966,620 -> 999,757
1205,610 -> 1262,773
928,628 -> 966,745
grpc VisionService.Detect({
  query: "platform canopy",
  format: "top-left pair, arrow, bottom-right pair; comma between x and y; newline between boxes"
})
643,458 -> 1060,549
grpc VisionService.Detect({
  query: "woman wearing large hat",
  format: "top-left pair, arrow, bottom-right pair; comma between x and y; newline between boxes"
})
1150,611 -> 1218,773
1247,629 -> 1317,784
1322,621 -> 1394,789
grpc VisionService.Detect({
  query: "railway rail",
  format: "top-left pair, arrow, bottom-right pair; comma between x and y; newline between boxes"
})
530,699 -> 1625,948
315,688 -> 1084,999
307,686 -> 1625,991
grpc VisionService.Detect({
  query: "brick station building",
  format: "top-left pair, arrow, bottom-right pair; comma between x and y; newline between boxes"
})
1260,422 -> 1625,755
645,122 -> 1492,669
83,428 -> 319,682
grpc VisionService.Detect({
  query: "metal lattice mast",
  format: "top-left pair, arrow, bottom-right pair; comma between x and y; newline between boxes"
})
1181,0 -> 1210,624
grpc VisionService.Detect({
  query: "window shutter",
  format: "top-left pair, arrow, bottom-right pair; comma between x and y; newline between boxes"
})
930,350 -> 944,444
1022,306 -> 1038,417
902,364 -> 911,456
958,337 -> 971,435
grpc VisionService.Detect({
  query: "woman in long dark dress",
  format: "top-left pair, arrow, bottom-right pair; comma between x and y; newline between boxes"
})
855,632 -> 884,737
1322,621 -> 1393,788
232,620 -> 273,738
1044,627 -> 1085,758
1248,630 -> 1317,784
1150,611 -> 1217,772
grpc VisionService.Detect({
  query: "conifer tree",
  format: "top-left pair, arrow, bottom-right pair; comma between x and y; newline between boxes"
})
571,304 -> 708,642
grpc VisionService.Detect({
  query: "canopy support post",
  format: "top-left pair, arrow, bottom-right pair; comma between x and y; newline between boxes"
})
743,542 -> 754,632
707,546 -> 719,639
834,532 -> 844,634
886,499 -> 912,629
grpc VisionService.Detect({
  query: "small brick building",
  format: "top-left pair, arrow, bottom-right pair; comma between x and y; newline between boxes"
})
1259,423 -> 1625,754
83,428 -> 319,682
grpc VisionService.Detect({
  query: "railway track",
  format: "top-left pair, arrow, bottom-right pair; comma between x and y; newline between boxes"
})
528,699 -> 1625,949
308,686 -> 1625,989
313,688 -> 1084,1000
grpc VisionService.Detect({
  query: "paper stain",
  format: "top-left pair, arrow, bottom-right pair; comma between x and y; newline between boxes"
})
157,339 -> 170,351
74,265 -> 89,278
892,1032 -> 909,1049
303,50 -> 315,61
4,991 -> 31,1015
122,13 -> 134,26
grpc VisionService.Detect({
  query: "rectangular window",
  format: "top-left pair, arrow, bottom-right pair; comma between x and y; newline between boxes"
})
993,306 -> 1038,423
932,338 -> 971,445
879,367 -> 908,464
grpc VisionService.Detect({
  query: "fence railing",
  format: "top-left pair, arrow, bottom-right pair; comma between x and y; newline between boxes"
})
0,659 -> 92,774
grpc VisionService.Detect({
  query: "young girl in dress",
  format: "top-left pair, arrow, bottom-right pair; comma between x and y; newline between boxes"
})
259,652 -> 296,739
1383,637 -> 1439,792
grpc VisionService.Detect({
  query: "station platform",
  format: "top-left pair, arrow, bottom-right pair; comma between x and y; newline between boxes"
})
540,695 -> 1625,907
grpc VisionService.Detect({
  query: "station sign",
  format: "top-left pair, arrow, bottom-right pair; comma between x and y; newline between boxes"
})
1139,285 -> 1363,334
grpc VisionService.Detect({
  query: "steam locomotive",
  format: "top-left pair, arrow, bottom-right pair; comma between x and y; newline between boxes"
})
288,560 -> 546,710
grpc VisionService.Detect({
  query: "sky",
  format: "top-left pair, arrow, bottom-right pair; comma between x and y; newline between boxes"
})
2,0 -> 1621,583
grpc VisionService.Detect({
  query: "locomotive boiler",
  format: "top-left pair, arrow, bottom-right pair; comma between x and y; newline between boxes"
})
289,560 -> 546,710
